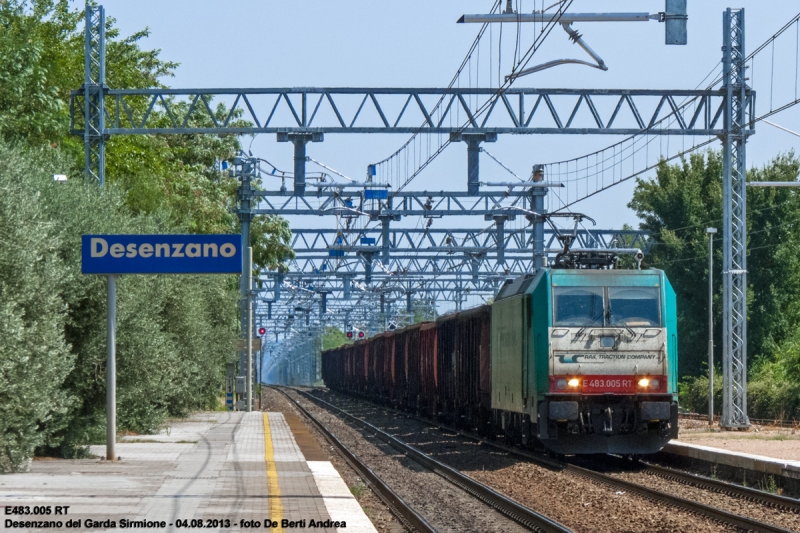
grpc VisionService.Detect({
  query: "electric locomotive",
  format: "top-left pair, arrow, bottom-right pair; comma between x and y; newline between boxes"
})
491,267 -> 678,455
320,266 -> 679,456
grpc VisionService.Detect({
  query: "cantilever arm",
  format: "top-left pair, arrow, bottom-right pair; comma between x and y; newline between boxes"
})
506,23 -> 608,82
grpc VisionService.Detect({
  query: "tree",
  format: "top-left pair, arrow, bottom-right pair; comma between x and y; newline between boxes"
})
322,327 -> 351,351
629,151 -> 800,378
0,1 -> 293,467
0,146 -> 74,472
0,0 -> 292,272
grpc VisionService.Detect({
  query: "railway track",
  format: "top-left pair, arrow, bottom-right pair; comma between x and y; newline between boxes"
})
302,388 -> 797,533
604,456 -> 800,513
271,388 -> 436,533
272,386 -> 572,533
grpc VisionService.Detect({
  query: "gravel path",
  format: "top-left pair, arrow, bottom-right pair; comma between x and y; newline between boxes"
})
272,388 -> 530,533
308,389 -> 734,533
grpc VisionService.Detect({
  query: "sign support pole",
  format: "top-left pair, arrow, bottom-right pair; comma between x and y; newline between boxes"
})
106,274 -> 117,460
246,247 -> 253,413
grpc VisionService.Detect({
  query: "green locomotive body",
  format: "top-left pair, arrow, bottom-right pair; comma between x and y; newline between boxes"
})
491,268 -> 678,454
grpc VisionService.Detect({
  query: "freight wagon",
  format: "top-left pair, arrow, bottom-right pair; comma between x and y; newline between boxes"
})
321,267 -> 679,455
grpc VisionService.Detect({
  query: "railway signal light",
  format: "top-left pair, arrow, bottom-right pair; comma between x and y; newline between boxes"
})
258,327 -> 266,336
346,331 -> 353,339
358,331 -> 365,338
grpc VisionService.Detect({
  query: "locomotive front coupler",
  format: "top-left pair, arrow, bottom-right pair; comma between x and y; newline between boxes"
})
603,407 -> 614,434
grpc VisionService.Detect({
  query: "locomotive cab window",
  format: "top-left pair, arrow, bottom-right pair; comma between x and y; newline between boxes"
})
553,287 -> 604,326
607,287 -> 660,327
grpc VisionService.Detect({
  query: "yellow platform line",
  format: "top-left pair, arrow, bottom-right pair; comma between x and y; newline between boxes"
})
263,413 -> 283,532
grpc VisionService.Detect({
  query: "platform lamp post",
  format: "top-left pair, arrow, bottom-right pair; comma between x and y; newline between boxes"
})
707,227 -> 717,425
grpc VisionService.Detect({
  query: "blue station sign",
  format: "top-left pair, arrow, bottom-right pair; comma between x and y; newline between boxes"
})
82,234 -> 242,275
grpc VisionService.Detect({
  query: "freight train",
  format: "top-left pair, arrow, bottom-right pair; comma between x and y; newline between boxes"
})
321,267 -> 679,455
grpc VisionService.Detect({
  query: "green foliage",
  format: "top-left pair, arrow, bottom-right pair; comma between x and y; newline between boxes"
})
641,151 -> 800,421
322,327 -> 351,351
412,298 -> 437,323
0,1 -> 290,468
629,151 -> 800,378
0,141 -> 240,469
0,0 -> 292,272
0,146 -> 74,472
677,374 -> 721,417
680,368 -> 800,422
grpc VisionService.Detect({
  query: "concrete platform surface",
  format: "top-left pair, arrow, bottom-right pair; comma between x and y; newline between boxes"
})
665,439 -> 800,480
676,426 -> 800,462
1,412 -> 378,533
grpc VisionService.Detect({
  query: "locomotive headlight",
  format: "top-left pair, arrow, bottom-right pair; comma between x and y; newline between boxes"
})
568,378 -> 580,388
649,379 -> 660,389
638,378 -> 650,388
556,379 -> 567,390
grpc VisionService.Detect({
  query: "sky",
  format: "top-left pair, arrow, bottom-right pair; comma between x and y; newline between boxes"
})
91,0 -> 799,233
78,1 -> 800,362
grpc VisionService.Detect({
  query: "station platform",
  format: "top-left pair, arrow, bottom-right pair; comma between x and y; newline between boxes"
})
660,435 -> 800,495
1,412 -> 378,532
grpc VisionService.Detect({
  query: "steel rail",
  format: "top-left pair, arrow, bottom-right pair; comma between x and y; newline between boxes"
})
311,389 -> 795,533
566,462 -> 795,533
282,387 -> 572,533
267,387 -> 436,533
641,462 -> 800,513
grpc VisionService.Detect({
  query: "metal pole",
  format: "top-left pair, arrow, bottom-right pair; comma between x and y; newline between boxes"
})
707,228 -> 717,425
293,139 -> 306,195
532,164 -> 547,270
467,139 -> 481,195
106,275 -> 116,460
495,218 -> 506,265
246,247 -> 253,413
238,157 -> 252,375
83,5 -> 105,185
380,216 -> 391,266
721,8 -> 750,429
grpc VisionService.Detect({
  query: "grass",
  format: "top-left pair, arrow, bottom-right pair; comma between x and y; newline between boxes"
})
757,475 -> 782,495
349,481 -> 367,499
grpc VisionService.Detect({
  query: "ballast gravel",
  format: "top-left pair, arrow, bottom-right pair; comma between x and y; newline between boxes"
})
309,389 -> 735,533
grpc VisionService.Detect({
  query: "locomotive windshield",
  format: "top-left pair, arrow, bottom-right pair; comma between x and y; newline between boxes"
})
608,287 -> 660,327
553,286 -> 661,327
553,287 -> 604,326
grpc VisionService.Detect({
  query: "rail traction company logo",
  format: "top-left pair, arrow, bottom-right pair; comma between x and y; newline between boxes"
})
558,353 -> 659,363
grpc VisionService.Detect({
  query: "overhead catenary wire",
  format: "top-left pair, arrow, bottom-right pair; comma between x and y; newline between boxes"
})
369,0 -> 573,194
544,10 -> 800,214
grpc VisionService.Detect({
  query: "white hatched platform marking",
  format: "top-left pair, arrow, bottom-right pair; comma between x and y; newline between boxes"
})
308,461 -> 378,533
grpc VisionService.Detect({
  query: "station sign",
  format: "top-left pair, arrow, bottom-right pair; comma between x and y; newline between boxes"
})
82,234 -> 242,275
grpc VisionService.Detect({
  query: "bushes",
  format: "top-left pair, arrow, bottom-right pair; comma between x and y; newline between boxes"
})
679,362 -> 800,422
0,146 -> 74,471
0,142 -> 238,470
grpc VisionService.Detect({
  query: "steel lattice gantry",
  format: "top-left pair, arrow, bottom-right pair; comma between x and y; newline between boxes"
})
77,4 -> 757,416
721,8 -> 752,429
287,227 -> 652,256
81,5 -> 105,185
72,87 -> 733,136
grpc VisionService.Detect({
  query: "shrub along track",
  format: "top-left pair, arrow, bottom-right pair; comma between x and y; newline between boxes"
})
269,387 -> 568,533
302,387 -> 797,533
